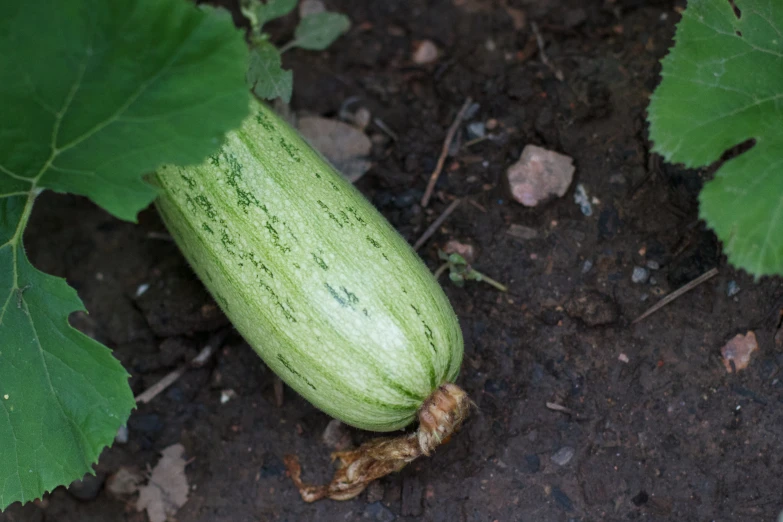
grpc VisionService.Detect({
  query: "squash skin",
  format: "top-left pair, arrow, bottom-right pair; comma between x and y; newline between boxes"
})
154,98 -> 463,431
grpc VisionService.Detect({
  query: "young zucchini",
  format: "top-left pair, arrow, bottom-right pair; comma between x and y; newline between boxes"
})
154,98 -> 469,500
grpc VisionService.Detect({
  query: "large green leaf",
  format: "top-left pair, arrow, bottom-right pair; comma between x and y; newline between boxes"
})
0,0 -> 249,510
0,195 -> 136,509
0,0 -> 250,221
648,0 -> 783,276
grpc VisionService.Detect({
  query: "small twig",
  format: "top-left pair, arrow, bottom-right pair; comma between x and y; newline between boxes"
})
463,135 -> 489,149
135,366 -> 188,405
466,198 -> 487,213
372,117 -> 398,141
412,199 -> 462,251
546,401 -> 576,415
146,232 -> 174,241
531,22 -> 564,81
421,98 -> 473,207
135,329 -> 230,404
633,268 -> 719,324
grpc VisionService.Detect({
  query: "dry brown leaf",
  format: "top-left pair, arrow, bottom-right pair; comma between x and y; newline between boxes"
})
106,466 -> 144,499
136,444 -> 189,522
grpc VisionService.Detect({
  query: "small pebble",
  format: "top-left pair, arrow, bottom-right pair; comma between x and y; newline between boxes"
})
412,40 -> 438,64
721,331 -> 758,373
618,353 -> 630,363
632,266 -> 650,284
551,446 -> 575,466
581,260 -> 593,274
573,184 -> 593,216
135,283 -> 150,297
727,280 -> 741,297
507,145 -> 575,207
467,121 -> 486,139
220,389 -> 236,404
115,425 -> 129,444
646,260 -> 660,270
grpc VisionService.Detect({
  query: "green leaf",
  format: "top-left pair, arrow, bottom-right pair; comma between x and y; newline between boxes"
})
248,42 -> 294,103
0,195 -> 135,511
0,0 -> 250,221
241,0 -> 298,33
293,12 -> 351,51
0,0 -> 250,509
648,0 -> 783,276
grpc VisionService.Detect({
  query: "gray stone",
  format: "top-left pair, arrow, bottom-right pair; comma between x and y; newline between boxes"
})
632,266 -> 650,284
551,446 -> 575,466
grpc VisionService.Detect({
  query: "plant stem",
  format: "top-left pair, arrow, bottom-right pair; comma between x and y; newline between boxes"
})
10,189 -> 39,247
2,188 -> 39,318
279,40 -> 297,54
470,269 -> 508,292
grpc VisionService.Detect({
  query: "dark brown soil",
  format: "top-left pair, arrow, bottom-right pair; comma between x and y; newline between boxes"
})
5,1 -> 783,521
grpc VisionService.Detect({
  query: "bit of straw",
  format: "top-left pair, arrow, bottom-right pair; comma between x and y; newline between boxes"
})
135,329 -> 229,404
421,98 -> 473,207
531,22 -> 564,81
372,117 -> 398,141
413,198 -> 463,251
633,268 -> 718,324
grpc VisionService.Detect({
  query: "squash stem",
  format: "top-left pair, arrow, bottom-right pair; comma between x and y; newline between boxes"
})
285,384 -> 471,502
